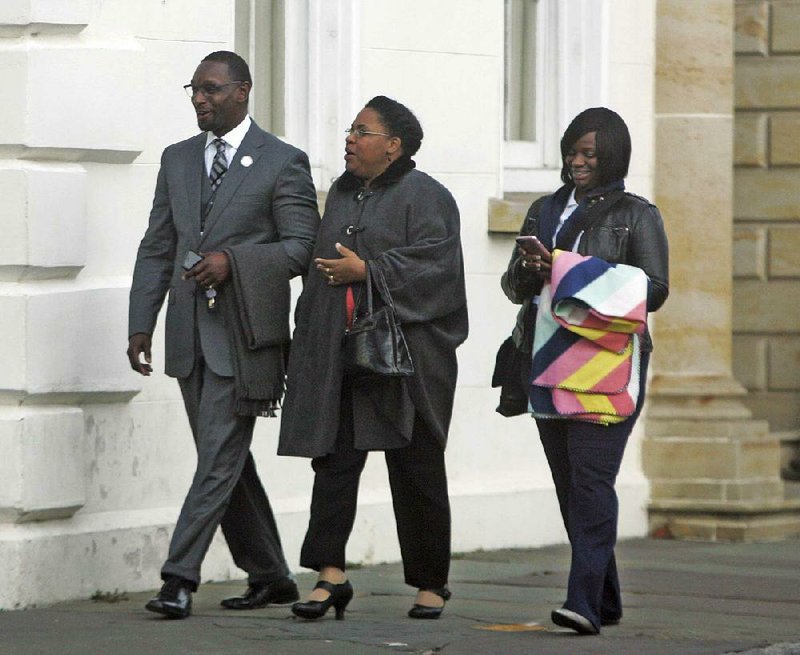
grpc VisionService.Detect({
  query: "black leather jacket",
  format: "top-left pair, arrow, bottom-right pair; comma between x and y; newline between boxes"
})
501,188 -> 669,353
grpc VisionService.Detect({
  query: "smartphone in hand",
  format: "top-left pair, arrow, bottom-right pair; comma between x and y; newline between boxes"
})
516,235 -> 551,258
182,250 -> 204,271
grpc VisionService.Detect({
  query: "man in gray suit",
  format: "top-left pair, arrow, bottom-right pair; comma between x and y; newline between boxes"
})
127,51 -> 318,619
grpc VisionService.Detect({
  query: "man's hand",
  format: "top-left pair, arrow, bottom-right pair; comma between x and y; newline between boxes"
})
315,243 -> 366,286
127,333 -> 153,376
183,251 -> 231,289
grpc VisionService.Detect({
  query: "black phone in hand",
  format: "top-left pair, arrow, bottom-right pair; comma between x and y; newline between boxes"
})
515,235 -> 550,257
182,250 -> 203,271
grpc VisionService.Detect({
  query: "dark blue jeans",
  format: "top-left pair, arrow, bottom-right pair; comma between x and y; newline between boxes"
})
537,352 -> 649,631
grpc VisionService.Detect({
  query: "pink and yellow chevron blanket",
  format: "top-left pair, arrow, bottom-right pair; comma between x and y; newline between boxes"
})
529,250 -> 648,425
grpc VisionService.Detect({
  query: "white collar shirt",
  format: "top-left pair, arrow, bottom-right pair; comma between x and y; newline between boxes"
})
551,188 -> 581,251
532,188 -> 580,307
204,115 -> 252,176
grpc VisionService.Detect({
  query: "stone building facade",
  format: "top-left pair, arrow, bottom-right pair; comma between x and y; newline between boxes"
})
733,0 -> 800,468
641,0 -> 800,542
1,0 -> 798,609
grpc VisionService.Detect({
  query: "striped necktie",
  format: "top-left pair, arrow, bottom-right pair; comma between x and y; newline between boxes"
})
209,138 -> 228,191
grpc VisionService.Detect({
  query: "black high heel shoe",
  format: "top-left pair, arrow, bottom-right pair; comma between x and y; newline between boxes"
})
291,580 -> 353,620
407,587 -> 451,619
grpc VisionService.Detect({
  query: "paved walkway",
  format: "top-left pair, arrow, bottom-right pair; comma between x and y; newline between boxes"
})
1,537 -> 799,654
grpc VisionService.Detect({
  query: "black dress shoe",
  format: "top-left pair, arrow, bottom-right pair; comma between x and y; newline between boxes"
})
220,577 -> 299,610
145,577 -> 193,619
291,580 -> 353,620
408,587 -> 451,620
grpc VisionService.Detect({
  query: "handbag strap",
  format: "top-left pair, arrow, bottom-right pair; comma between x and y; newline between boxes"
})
369,264 -> 396,313
353,262 -> 397,317
351,261 -> 374,320
363,261 -> 374,314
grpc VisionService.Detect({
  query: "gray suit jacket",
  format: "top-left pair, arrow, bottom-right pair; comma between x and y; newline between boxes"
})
128,121 -> 319,378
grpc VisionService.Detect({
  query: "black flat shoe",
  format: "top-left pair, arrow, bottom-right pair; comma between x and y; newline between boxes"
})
220,577 -> 299,610
551,608 -> 599,635
291,580 -> 353,620
145,577 -> 193,619
408,587 -> 451,620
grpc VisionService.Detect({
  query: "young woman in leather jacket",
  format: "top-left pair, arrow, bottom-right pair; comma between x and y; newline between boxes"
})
500,107 -> 669,635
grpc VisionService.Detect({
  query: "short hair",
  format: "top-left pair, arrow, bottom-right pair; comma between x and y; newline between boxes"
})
201,51 -> 252,85
559,107 -> 631,187
365,96 -> 424,157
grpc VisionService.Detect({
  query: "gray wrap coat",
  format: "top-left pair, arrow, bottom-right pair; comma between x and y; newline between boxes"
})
278,160 -> 468,458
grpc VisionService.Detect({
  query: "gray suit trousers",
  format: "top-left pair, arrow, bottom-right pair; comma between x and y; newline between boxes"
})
161,350 -> 290,588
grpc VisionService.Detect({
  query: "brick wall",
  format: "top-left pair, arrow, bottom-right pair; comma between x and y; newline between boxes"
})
733,1 -> 800,447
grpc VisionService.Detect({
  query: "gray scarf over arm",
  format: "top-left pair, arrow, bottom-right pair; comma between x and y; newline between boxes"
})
222,243 -> 291,417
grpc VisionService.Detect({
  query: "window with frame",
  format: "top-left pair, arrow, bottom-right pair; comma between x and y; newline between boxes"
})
234,0 -> 358,191
503,0 -> 607,193
504,0 -> 560,191
235,0 -> 287,136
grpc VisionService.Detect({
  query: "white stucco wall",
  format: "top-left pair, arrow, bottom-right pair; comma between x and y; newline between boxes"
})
0,0 -> 657,608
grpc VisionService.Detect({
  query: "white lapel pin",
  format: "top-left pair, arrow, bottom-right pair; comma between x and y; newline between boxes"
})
241,155 -> 253,168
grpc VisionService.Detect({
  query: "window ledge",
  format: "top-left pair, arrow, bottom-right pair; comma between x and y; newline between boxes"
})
488,192 -> 545,233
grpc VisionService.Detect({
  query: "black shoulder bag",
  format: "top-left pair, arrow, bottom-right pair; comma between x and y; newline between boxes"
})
342,263 -> 414,377
492,303 -> 535,417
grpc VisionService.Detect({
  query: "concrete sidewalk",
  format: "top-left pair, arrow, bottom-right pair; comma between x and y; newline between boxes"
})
1,537 -> 798,655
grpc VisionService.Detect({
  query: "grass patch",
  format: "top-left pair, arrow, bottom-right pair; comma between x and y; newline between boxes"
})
90,589 -> 129,603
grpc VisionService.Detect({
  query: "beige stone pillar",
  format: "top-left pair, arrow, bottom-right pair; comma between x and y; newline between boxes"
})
645,0 -> 800,541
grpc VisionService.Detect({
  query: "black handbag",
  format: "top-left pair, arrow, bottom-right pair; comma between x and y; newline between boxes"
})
491,335 -> 531,417
491,302 -> 536,417
342,263 -> 414,377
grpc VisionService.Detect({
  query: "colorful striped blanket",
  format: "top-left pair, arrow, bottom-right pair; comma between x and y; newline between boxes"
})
529,250 -> 648,425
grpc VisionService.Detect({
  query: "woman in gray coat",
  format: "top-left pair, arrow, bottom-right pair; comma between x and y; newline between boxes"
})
279,96 -> 468,621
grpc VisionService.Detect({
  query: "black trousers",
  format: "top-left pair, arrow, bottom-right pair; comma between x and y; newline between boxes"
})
537,352 -> 650,632
300,382 -> 451,589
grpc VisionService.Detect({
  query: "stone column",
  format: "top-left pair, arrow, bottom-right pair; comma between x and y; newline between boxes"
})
644,0 -> 800,541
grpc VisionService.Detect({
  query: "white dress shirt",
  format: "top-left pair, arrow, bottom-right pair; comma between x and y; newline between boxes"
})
532,188 -> 581,306
551,187 -> 581,251
204,115 -> 252,175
